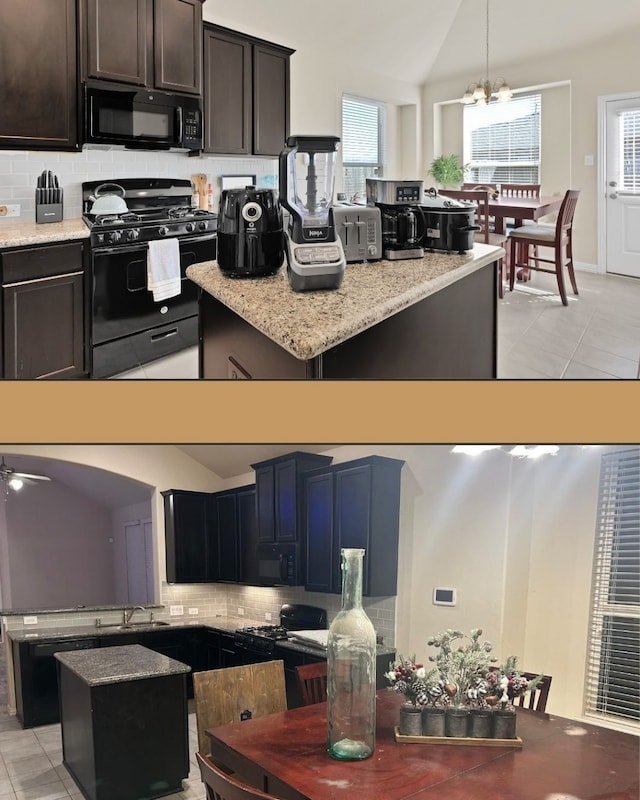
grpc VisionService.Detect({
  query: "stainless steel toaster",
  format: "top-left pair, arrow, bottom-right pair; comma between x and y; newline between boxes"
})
333,204 -> 382,263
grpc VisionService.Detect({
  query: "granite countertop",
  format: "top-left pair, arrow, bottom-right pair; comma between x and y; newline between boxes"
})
7,615 -> 260,642
0,218 -> 89,249
54,644 -> 191,686
186,242 -> 503,361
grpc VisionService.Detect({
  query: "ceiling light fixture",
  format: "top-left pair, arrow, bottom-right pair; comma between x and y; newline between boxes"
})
451,445 -> 502,456
0,457 -> 51,501
8,477 -> 23,491
451,445 -> 560,459
461,0 -> 512,106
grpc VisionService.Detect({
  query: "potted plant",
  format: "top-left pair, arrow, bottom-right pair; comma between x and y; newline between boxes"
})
428,154 -> 468,189
485,656 -> 543,739
385,655 -> 433,735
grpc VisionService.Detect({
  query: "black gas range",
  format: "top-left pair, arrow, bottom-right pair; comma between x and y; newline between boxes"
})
82,177 -> 217,378
234,604 -> 327,660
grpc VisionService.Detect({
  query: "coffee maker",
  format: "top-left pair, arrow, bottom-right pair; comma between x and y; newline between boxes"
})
279,135 -> 346,291
366,178 -> 426,260
217,186 -> 284,278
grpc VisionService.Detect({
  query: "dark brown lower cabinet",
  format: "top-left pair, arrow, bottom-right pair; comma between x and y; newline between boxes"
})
1,241 -> 87,380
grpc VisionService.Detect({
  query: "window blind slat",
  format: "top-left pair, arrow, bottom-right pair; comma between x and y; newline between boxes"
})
585,447 -> 640,727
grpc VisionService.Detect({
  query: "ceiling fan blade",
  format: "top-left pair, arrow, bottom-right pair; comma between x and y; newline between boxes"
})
12,471 -> 51,481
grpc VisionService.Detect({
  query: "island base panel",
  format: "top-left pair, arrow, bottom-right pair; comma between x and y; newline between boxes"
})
199,261 -> 497,379
60,668 -> 189,800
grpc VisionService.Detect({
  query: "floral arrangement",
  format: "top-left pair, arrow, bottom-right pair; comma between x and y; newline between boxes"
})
387,629 -> 540,711
385,654 -> 435,706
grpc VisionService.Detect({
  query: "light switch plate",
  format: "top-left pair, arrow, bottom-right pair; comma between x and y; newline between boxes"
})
264,612 -> 272,621
0,204 -> 20,218
237,607 -> 245,616
188,607 -> 199,615
23,615 -> 38,625
169,605 -> 184,616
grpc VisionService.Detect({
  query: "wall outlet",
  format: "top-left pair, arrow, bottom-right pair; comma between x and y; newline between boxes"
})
188,607 -> 199,616
237,607 -> 245,616
169,605 -> 184,616
23,616 -> 38,625
0,204 -> 20,218
264,612 -> 272,622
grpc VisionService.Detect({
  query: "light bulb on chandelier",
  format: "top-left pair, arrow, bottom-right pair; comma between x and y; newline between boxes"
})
461,0 -> 512,106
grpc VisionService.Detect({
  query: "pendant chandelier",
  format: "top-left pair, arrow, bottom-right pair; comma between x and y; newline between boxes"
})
461,0 -> 512,106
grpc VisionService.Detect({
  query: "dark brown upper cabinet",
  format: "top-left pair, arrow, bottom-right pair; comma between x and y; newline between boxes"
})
203,24 -> 294,156
0,0 -> 78,150
82,0 -> 203,94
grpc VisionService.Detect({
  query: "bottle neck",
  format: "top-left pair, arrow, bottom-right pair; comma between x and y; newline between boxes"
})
341,550 -> 364,611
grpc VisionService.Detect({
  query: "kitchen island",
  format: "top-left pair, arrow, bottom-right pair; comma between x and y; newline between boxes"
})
187,242 -> 503,379
56,644 -> 190,800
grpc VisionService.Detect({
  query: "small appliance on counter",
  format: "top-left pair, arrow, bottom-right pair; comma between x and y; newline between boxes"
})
35,170 -> 63,224
366,177 -> 426,260
216,186 -> 284,278
333,204 -> 382,263
420,188 -> 480,254
279,135 -> 346,291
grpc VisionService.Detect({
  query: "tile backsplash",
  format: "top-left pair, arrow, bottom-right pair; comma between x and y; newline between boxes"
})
0,147 -> 278,222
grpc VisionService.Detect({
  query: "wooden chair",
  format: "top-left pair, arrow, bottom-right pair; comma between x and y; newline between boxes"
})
439,189 -> 509,298
295,661 -> 328,706
462,182 -> 499,199
513,672 -> 552,713
193,661 -> 287,757
197,751 -> 284,800
499,184 -> 540,198
508,189 -> 580,306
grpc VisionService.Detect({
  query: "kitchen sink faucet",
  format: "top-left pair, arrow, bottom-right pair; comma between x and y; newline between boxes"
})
123,606 -> 147,624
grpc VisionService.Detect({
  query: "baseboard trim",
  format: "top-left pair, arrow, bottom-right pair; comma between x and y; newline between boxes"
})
575,261 -> 603,274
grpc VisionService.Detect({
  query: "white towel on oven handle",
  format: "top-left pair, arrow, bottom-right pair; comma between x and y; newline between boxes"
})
147,238 -> 181,301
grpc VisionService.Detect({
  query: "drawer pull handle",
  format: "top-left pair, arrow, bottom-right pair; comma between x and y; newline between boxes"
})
151,328 -> 178,341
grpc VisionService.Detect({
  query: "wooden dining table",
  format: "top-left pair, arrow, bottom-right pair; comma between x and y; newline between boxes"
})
205,690 -> 639,800
486,194 -> 564,234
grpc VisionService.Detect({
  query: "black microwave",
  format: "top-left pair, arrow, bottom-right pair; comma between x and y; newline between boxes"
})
84,81 -> 202,151
256,543 -> 301,586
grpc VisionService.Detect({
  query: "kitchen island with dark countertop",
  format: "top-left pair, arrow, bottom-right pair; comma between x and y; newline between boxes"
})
56,644 -> 190,800
187,242 -> 503,379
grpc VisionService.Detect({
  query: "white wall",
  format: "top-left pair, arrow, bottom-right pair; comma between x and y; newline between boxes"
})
422,24 -> 640,267
2,479 -> 114,609
111,500 -> 153,605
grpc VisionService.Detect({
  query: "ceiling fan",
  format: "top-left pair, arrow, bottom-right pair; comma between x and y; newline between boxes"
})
0,457 -> 51,499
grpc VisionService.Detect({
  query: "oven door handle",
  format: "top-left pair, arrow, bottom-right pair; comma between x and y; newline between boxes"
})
180,233 -> 217,245
93,233 -> 216,256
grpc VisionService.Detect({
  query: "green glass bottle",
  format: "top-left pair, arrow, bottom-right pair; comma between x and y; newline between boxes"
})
326,548 -> 376,760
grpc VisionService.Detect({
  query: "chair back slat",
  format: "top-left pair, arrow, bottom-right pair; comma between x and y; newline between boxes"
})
295,662 -> 328,706
193,661 -> 287,756
500,183 -> 540,198
556,189 -> 581,238
197,752 -> 283,800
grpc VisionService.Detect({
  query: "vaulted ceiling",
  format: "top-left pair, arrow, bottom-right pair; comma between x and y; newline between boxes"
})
204,0 -> 640,86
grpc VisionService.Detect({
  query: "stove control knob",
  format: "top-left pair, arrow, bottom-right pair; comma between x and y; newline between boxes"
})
109,230 -> 122,243
185,222 -> 196,233
158,226 -> 169,236
198,221 -> 208,231
126,229 -> 140,241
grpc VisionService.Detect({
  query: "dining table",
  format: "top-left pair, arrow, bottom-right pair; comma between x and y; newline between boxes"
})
205,689 -> 639,800
486,194 -> 564,234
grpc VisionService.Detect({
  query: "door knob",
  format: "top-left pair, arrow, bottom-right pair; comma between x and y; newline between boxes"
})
609,181 -> 617,187
609,193 -> 618,200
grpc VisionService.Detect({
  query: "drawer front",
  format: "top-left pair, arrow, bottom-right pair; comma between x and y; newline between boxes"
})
91,314 -> 198,378
2,242 -> 84,284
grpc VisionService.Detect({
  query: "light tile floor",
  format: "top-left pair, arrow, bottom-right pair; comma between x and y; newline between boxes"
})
110,270 -> 640,380
0,704 -> 206,800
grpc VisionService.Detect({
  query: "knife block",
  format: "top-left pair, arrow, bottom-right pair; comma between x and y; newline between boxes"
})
36,201 -> 63,224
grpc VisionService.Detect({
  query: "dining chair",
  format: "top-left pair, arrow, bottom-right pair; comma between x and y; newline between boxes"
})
295,661 -> 328,706
462,182 -> 499,199
512,672 -> 552,713
508,189 -> 581,306
197,751 -> 284,800
439,189 -> 509,298
499,184 -> 540,198
193,660 -> 288,757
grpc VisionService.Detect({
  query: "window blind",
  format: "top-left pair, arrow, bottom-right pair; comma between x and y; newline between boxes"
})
464,93 -> 541,184
342,96 -> 384,201
621,109 -> 640,193
584,447 -> 640,726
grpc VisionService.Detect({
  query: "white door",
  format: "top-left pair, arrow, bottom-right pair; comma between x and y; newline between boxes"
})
125,518 -> 152,605
605,96 -> 640,277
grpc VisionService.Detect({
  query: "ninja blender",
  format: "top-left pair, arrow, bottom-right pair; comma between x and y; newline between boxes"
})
278,135 -> 346,291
